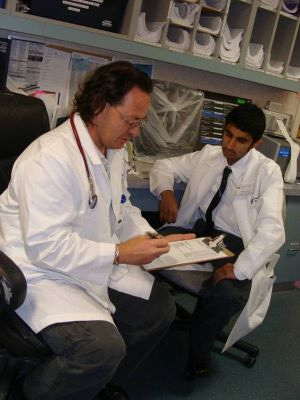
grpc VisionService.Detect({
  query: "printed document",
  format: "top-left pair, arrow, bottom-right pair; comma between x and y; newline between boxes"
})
143,237 -> 233,271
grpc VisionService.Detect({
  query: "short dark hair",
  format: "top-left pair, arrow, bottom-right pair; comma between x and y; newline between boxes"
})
73,61 -> 153,124
225,103 -> 266,142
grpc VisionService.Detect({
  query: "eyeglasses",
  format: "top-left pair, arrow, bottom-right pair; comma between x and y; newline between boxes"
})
113,106 -> 146,128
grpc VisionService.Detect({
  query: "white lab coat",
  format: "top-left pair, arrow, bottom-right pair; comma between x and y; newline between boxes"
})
150,145 -> 285,348
0,114 -> 154,333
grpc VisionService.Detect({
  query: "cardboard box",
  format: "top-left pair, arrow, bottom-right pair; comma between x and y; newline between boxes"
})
29,0 -> 128,33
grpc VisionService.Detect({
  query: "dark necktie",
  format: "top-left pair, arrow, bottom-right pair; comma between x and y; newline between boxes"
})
205,166 -> 232,234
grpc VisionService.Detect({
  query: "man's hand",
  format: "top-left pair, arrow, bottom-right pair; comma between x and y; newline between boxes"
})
119,235 -> 170,265
118,233 -> 195,266
213,263 -> 237,286
159,190 -> 178,224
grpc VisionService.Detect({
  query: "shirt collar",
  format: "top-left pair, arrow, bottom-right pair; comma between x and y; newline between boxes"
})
72,113 -> 120,166
229,149 -> 253,182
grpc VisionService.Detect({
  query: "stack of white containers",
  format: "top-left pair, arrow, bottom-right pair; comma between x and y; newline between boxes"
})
136,12 -> 165,44
219,22 -> 243,63
260,0 -> 281,9
166,1 -> 200,51
246,43 -> 264,69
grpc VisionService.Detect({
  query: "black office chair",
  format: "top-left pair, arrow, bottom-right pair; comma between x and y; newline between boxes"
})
0,250 -> 52,399
0,91 -> 51,399
0,90 -> 50,192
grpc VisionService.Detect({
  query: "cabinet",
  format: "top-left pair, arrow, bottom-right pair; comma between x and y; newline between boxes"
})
277,195 -> 300,283
0,0 -> 299,91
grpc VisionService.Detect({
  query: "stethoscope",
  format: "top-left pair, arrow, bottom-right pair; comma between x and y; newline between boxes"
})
70,113 -> 136,210
70,113 -> 98,209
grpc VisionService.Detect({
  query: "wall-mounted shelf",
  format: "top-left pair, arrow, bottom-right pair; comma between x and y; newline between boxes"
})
0,0 -> 299,92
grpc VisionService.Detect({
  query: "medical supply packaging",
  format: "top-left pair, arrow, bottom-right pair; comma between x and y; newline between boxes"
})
132,80 -> 204,177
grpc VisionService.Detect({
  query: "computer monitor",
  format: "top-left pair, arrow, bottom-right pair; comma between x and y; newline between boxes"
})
194,91 -> 251,150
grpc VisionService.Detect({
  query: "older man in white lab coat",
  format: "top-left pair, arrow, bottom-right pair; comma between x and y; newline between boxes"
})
150,103 -> 285,379
0,61 -> 194,400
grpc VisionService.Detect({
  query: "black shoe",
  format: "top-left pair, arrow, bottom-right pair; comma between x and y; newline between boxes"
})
96,384 -> 129,400
185,356 -> 213,381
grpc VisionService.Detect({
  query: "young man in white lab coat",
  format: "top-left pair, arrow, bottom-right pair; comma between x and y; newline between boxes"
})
149,103 -> 285,379
0,61 -> 194,399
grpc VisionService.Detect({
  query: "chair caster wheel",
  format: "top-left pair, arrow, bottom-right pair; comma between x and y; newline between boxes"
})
243,355 -> 256,368
249,347 -> 259,358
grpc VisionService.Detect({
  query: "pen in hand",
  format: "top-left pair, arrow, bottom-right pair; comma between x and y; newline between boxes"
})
145,231 -> 163,239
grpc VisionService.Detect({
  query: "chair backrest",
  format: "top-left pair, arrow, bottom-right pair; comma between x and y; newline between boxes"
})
0,251 -> 27,314
0,91 -> 50,194
0,91 -> 50,314
0,91 -> 51,363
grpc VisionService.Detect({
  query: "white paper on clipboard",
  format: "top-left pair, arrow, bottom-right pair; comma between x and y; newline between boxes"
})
142,236 -> 233,271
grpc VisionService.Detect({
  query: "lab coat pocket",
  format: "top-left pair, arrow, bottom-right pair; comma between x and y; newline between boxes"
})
116,194 -> 127,227
237,190 -> 259,224
80,200 -> 111,241
249,197 -> 259,222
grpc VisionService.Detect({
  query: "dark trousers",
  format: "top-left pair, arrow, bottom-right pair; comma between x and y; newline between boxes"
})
159,220 -> 251,364
23,279 -> 176,400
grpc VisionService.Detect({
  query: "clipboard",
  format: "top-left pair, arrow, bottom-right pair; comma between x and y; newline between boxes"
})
142,234 -> 234,272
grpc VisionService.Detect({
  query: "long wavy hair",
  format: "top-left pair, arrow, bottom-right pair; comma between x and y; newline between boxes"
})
73,61 -> 153,124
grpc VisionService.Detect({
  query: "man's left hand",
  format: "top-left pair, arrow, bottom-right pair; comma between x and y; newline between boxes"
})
213,263 -> 236,286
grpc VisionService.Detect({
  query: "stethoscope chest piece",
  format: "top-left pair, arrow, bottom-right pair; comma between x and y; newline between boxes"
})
89,194 -> 98,209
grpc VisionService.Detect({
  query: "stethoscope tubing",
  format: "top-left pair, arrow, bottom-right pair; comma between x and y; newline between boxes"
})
70,113 -> 97,209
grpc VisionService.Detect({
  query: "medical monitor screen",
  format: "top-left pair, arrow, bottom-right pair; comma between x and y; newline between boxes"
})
195,91 -> 251,150
278,146 -> 290,158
